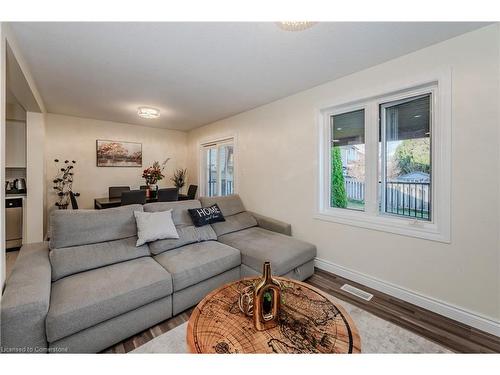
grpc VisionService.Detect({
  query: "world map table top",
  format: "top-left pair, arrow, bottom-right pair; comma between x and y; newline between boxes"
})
186,277 -> 361,354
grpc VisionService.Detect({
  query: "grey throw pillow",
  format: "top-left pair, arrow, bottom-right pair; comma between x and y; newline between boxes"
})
134,209 -> 179,246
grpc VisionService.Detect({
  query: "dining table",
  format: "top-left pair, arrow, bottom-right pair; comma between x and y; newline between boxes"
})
94,193 -> 190,209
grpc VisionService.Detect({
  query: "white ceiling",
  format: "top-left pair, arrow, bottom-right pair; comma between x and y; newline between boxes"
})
10,22 -> 488,131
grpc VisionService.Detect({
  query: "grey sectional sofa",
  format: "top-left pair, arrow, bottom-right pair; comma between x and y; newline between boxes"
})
1,195 -> 316,353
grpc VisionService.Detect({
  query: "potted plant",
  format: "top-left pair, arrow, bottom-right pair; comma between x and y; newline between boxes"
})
171,168 -> 187,192
52,159 -> 79,209
142,158 -> 170,198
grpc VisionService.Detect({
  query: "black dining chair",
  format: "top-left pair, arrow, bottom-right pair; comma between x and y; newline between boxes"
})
186,185 -> 198,200
157,188 -> 179,202
69,191 -> 79,209
121,190 -> 146,206
109,186 -> 130,199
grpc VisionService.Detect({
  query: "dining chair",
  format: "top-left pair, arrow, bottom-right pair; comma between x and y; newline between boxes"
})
69,191 -> 79,210
186,184 -> 198,200
109,186 -> 130,199
157,188 -> 179,202
121,190 -> 146,206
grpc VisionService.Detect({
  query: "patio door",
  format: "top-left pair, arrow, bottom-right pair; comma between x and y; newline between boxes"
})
201,138 -> 234,197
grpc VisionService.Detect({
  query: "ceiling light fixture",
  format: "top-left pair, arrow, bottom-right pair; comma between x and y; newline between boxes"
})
137,107 -> 160,119
276,22 -> 316,32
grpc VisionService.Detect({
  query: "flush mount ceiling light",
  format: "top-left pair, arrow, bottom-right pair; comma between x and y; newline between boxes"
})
276,22 -> 316,32
137,107 -> 160,119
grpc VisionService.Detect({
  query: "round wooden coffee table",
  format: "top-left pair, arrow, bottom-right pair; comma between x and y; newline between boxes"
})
186,277 -> 361,354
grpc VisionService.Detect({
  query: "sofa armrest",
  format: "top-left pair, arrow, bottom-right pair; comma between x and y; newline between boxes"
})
1,242 -> 51,353
249,212 -> 292,236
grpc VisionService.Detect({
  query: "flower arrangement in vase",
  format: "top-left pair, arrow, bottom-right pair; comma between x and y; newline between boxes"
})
142,158 -> 170,198
171,168 -> 187,192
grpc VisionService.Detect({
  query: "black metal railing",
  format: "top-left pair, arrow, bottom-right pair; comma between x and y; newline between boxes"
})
221,180 -> 233,196
384,181 -> 430,220
208,179 -> 234,197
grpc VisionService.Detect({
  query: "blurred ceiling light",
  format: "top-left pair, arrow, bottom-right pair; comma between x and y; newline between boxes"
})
138,107 -> 160,119
277,22 -> 316,32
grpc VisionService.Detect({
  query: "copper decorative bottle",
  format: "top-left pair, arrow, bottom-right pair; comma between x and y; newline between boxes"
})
253,262 -> 281,331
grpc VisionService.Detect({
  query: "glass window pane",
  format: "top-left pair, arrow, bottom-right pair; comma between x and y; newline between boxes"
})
330,109 -> 365,210
204,142 -> 234,197
381,94 -> 431,220
219,144 -> 234,196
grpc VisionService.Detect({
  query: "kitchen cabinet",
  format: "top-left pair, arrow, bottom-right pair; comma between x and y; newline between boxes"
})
6,120 -> 26,168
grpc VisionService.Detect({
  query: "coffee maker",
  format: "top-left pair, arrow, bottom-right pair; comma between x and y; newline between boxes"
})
5,178 -> 26,193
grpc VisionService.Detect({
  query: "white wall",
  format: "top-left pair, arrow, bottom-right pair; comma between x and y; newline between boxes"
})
26,112 -> 45,243
187,25 -> 500,324
44,114 -> 188,212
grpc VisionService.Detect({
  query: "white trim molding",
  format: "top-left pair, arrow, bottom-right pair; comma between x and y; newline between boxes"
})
0,23 -> 6,289
315,258 -> 500,337
315,68 -> 452,243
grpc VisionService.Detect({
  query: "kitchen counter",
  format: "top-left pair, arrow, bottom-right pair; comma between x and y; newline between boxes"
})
6,193 -> 27,198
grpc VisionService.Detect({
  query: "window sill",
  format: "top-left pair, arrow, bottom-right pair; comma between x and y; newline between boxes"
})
314,209 -> 450,243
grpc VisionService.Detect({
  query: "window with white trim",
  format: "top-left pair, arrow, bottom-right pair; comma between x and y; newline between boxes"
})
331,108 -> 366,211
379,94 -> 431,221
317,77 -> 451,242
200,138 -> 235,197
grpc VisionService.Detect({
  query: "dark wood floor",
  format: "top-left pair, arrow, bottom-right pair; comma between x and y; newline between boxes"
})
103,268 -> 500,353
309,269 -> 500,353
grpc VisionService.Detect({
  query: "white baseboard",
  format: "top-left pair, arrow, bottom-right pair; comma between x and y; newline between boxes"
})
314,258 -> 500,337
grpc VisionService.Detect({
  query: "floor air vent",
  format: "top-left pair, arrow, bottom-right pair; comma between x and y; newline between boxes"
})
340,284 -> 373,301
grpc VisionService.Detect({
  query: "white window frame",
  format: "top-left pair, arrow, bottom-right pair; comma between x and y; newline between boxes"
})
198,136 -> 237,197
316,70 -> 451,242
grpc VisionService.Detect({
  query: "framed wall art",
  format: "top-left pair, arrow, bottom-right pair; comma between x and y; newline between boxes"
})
96,140 -> 142,167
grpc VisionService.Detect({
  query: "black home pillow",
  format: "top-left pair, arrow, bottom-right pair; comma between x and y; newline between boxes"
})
188,204 -> 226,227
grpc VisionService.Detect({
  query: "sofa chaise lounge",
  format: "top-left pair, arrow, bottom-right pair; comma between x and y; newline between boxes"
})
1,194 -> 316,353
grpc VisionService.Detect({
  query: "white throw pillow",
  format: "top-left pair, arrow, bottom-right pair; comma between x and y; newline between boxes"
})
134,209 -> 179,247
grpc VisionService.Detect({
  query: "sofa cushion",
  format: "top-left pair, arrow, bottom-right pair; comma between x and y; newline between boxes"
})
46,257 -> 172,343
144,200 -> 201,223
218,227 -> 317,276
144,201 -> 216,254
49,204 -> 143,249
199,194 -> 246,216
199,195 -> 257,236
1,242 -> 52,352
154,241 -> 241,292
49,236 -> 150,281
210,211 -> 258,236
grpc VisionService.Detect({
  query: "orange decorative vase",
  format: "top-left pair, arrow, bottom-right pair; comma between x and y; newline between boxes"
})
253,262 -> 281,331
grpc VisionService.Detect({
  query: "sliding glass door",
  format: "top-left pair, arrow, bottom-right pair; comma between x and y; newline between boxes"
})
202,139 -> 234,197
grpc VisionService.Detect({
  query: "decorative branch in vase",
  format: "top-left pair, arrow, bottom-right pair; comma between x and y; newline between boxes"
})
52,159 -> 79,209
171,168 -> 187,192
142,158 -> 170,197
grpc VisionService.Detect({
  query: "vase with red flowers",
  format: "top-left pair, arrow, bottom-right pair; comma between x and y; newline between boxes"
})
142,158 -> 170,198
